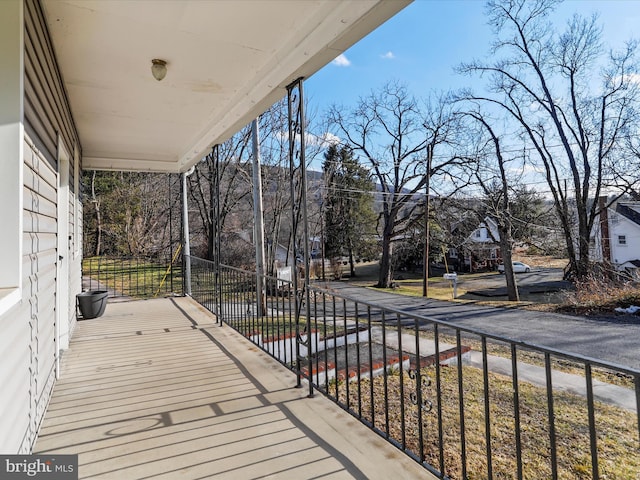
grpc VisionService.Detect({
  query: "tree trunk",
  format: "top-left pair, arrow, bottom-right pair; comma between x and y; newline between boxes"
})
498,225 -> 519,301
377,222 -> 394,288
348,240 -> 356,278
91,171 -> 102,257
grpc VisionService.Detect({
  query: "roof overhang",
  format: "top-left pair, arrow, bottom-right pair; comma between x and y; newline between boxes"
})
42,0 -> 411,173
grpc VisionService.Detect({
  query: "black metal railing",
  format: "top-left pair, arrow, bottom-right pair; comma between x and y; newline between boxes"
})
189,255 -> 640,479
82,255 -> 183,298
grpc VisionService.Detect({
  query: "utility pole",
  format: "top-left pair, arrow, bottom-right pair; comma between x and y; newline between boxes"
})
423,144 -> 432,297
252,118 -> 266,317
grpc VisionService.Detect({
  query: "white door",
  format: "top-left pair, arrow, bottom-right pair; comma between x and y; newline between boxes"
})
56,140 -> 71,377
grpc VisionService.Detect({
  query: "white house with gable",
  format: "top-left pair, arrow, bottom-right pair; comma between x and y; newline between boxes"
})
591,198 -> 640,275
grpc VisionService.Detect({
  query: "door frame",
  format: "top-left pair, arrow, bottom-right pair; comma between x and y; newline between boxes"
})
56,137 -> 71,378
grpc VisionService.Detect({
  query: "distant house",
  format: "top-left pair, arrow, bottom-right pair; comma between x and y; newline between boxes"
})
591,198 -> 640,275
448,217 -> 502,272
272,237 -> 322,268
273,243 -> 294,267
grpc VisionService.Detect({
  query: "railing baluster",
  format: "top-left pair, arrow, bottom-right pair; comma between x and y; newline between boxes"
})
355,302 -> 362,418
322,291 -> 329,392
457,330 -> 467,479
397,313 -> 406,450
636,374 -> 640,445
312,289 -> 318,387
288,281 -> 294,368
545,352 -> 558,480
382,311 -> 389,438
585,363 -> 599,480
233,269 -> 237,326
343,298 -> 349,407
411,313 -> 426,462
268,278 -> 273,356
511,344 -> 523,480
481,336 -> 493,479
434,324 -> 445,476
368,305 -> 375,428
332,296 -> 338,400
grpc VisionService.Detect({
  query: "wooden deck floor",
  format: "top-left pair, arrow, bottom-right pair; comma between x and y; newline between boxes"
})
34,297 -> 432,479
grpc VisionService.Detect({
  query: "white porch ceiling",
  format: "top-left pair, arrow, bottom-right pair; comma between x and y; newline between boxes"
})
42,0 -> 411,173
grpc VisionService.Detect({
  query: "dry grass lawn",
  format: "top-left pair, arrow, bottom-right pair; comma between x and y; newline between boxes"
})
334,365 -> 640,479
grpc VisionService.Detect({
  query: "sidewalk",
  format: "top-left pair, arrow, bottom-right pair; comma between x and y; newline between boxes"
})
328,283 -> 638,412
369,326 -> 636,412
325,282 -> 640,370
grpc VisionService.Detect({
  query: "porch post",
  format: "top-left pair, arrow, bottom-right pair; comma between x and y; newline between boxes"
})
211,145 -> 223,322
287,77 -> 313,397
182,168 -> 194,295
252,118 -> 266,317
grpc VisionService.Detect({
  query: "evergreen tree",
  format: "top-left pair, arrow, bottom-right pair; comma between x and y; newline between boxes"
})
323,145 -> 377,277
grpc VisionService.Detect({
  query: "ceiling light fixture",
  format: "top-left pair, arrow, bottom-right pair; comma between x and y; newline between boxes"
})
151,59 -> 167,81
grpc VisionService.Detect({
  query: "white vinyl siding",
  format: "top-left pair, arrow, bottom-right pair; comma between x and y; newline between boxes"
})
1,135 -> 58,454
1,0 -> 82,454
23,136 -> 58,451
0,300 -> 31,453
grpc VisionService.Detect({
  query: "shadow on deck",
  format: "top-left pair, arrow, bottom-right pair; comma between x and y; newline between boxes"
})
34,297 -> 431,479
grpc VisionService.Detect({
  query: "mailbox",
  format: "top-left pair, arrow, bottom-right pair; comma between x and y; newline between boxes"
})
443,272 -> 458,298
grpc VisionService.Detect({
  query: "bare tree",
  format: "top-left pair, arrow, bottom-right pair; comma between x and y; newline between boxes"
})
463,110 -> 521,300
458,0 -> 640,279
328,83 -> 467,288
188,128 -> 253,259
258,99 -> 295,274
83,171 -> 178,257
89,170 -> 102,256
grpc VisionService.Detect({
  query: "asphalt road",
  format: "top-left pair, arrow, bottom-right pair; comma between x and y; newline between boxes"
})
318,281 -> 640,371
453,267 -> 570,296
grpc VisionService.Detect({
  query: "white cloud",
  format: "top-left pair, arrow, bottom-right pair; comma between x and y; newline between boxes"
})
380,51 -> 395,60
275,131 -> 341,149
332,54 -> 351,67
316,132 -> 341,147
628,73 -> 640,84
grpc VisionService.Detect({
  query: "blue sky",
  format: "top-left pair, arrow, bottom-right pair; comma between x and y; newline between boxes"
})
306,0 -> 640,115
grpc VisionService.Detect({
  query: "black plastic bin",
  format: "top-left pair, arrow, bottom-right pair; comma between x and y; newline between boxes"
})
77,290 -> 109,319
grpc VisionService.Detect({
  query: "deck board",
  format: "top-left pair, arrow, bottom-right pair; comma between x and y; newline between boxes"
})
34,297 -> 432,480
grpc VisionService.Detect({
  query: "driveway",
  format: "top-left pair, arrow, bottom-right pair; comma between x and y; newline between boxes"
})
319,281 -> 640,370
452,267 -> 570,297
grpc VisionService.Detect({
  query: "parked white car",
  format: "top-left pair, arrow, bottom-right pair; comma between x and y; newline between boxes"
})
497,261 -> 531,273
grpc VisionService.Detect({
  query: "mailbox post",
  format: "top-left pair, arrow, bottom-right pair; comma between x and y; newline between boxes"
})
443,272 -> 458,299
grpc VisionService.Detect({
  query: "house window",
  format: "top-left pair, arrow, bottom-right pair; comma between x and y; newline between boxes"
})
618,235 -> 627,246
449,248 -> 458,259
474,229 -> 482,239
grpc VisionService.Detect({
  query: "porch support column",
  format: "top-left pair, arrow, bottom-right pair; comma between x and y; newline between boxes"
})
287,77 -> 313,397
182,167 -> 194,296
252,118 -> 266,317
211,145 -> 223,322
